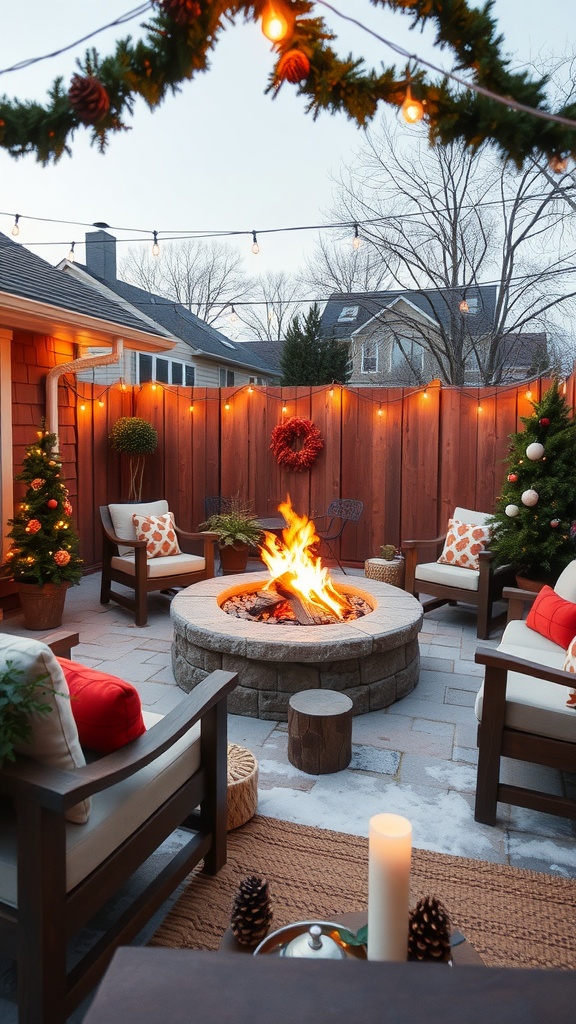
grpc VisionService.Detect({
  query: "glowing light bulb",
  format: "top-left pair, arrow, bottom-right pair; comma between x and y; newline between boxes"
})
248,386 -> 254,394
98,399 -> 104,408
152,230 -> 160,257
459,299 -> 469,313
67,241 -> 75,262
549,154 -> 569,174
11,214 -> 20,237
189,404 -> 194,412
261,2 -> 289,42
401,85 -> 424,124
80,403 -> 86,411
251,230 -> 260,255
282,404 -> 287,413
525,389 -> 533,400
224,401 -> 230,410
352,224 -> 361,250
378,405 -> 383,416
151,382 -> 157,391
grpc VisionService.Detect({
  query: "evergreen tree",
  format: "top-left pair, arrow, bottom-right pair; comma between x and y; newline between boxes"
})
1,426 -> 83,586
280,304 -> 351,386
491,381 -> 576,581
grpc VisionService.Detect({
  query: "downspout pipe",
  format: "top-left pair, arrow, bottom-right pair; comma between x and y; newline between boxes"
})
46,337 -> 124,443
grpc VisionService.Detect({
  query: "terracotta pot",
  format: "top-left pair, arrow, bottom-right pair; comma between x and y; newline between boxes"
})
219,543 -> 251,575
17,581 -> 70,630
514,574 -> 548,593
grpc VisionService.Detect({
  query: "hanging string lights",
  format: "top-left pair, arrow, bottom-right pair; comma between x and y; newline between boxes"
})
400,84 -> 425,125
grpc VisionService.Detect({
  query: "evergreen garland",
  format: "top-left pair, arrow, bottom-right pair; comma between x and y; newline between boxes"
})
490,381 -> 576,581
0,427 -> 83,587
0,1 -> 574,166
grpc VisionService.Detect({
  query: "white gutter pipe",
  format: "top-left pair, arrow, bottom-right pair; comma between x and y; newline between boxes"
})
45,337 -> 124,444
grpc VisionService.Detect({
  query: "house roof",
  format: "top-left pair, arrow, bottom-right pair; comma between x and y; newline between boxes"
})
236,340 -> 284,376
320,285 -> 498,339
0,233 -> 174,349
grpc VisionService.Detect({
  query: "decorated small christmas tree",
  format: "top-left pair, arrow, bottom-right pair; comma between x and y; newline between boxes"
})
1,425 -> 83,586
490,380 -> 576,582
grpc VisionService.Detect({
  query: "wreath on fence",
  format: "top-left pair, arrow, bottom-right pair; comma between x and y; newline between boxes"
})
270,417 -> 324,472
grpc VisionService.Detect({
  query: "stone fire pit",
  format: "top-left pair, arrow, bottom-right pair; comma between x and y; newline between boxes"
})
171,572 -> 423,720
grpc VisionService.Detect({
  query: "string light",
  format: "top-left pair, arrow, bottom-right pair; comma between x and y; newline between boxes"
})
79,402 -> 86,411
67,241 -> 75,262
152,230 -> 160,257
401,85 -> 425,125
224,400 -> 230,410
251,230 -> 260,255
11,213 -> 20,236
189,403 -> 194,412
378,403 -> 383,416
282,403 -> 288,413
526,389 -> 533,399
352,224 -> 361,250
459,299 -> 469,313
151,382 -> 157,391
260,1 -> 291,43
98,398 -> 104,408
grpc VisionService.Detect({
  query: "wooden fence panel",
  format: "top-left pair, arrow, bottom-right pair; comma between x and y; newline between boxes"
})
402,384 -> 441,544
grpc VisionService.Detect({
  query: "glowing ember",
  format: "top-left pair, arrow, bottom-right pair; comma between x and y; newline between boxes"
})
259,496 -> 354,620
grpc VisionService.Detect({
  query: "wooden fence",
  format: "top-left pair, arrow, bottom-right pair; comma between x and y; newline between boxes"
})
73,375 -> 576,571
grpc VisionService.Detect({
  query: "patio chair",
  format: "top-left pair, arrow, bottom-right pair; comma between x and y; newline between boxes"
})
402,506 -> 514,639
314,499 -> 364,566
0,629 -> 238,1024
100,500 -> 217,626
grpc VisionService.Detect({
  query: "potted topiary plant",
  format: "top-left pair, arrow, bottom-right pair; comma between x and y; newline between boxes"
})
109,416 -> 158,501
364,544 -> 405,588
199,498 -> 264,574
0,425 -> 83,629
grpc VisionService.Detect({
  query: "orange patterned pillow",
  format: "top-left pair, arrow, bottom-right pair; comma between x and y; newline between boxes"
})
132,511 -> 181,558
563,636 -> 576,708
437,518 -> 491,571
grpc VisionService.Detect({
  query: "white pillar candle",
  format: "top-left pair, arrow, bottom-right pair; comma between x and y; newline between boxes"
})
367,813 -> 412,961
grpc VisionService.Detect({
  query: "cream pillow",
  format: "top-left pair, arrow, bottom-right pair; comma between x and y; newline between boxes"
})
132,511 -> 181,558
437,519 -> 491,571
0,634 -> 90,823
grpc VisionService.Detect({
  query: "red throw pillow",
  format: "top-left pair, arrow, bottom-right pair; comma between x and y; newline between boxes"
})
525,586 -> 576,650
57,658 -> 146,753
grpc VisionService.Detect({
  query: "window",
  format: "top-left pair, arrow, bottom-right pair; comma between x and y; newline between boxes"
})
361,340 -> 378,373
138,353 -> 195,386
390,337 -> 424,374
219,368 -> 235,386
338,305 -> 359,323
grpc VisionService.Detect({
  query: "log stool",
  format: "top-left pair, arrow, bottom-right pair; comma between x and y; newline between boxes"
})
288,689 -> 353,775
227,743 -> 259,831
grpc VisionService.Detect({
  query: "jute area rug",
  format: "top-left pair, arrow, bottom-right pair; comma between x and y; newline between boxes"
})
150,816 -> 576,970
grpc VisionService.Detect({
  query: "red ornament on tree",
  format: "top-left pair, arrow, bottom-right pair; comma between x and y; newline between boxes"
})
539,417 -> 550,427
25,519 -> 42,534
31,477 -> 45,490
507,473 -> 518,482
47,498 -> 58,509
277,50 -> 311,84
63,499 -> 73,517
550,518 -> 561,528
68,74 -> 110,125
53,549 -> 71,566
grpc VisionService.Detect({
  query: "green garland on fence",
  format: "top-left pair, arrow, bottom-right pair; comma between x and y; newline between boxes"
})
1,0 -> 575,167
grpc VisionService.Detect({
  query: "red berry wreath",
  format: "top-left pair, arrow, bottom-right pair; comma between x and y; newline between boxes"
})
270,417 -> 324,472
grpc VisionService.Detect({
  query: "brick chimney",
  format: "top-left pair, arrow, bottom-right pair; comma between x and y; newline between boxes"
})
85,229 -> 117,283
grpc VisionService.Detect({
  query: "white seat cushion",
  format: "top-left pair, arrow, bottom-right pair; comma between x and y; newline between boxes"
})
111,552 -> 206,578
453,506 -> 493,527
475,637 -> 575,742
0,710 -> 201,908
500,619 -> 566,656
415,561 -> 480,592
109,500 -> 169,555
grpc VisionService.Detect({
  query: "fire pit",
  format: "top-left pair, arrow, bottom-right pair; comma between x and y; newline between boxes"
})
171,500 -> 423,719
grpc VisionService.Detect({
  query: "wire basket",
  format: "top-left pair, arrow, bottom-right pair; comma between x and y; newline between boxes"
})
364,557 -> 405,588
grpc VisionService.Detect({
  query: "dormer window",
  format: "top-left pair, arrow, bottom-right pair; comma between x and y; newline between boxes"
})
338,305 -> 359,322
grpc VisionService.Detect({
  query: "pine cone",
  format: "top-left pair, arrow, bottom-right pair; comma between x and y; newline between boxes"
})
277,50 -> 311,84
159,0 -> 201,25
407,896 -> 452,962
68,75 -> 110,125
230,875 -> 273,947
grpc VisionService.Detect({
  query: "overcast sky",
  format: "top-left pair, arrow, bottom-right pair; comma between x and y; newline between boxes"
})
0,1 -> 574,281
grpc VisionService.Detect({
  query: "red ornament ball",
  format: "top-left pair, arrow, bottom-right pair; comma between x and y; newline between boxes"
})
277,50 -> 311,84
68,74 -> 110,125
539,417 -> 550,427
26,519 -> 42,534
31,477 -> 45,490
53,549 -> 71,566
550,518 -> 561,528
63,499 -> 73,517
507,473 -> 518,483
47,498 -> 58,509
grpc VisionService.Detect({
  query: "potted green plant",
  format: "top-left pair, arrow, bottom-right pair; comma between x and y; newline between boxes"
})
200,499 -> 264,574
364,544 -> 405,588
0,426 -> 83,629
109,416 -> 158,501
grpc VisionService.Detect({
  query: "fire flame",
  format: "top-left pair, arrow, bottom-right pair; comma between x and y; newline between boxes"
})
259,496 -> 353,619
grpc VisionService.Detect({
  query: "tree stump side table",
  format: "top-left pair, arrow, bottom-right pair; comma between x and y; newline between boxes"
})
227,743 -> 259,831
287,689 -> 353,775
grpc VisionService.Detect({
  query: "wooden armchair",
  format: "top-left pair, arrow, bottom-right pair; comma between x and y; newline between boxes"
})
403,506 -> 514,639
0,630 -> 237,1024
474,579 -> 576,824
100,500 -> 217,626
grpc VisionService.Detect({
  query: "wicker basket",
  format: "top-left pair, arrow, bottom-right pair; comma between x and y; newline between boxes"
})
227,743 -> 259,831
364,557 -> 405,588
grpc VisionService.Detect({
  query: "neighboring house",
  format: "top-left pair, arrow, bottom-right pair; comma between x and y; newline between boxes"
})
320,285 -> 547,385
0,231 -> 179,570
237,340 -> 284,380
58,231 -> 278,388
